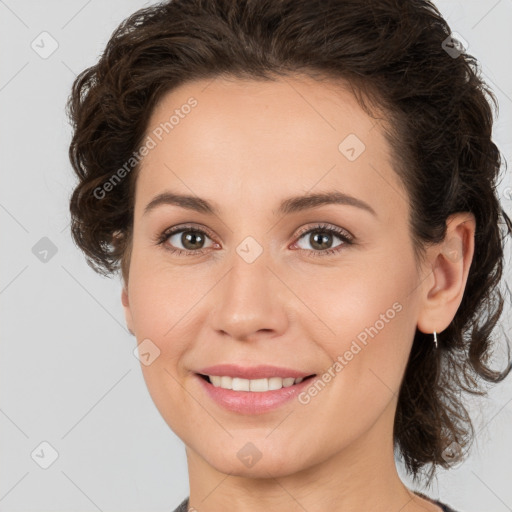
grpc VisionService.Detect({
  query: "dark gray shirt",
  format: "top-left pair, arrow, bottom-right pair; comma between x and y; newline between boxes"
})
172,495 -> 461,511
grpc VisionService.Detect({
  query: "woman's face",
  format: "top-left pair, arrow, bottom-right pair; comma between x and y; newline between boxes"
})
122,75 -> 428,477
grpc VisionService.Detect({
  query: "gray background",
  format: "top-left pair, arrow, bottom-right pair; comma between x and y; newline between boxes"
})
1,1 -> 511,511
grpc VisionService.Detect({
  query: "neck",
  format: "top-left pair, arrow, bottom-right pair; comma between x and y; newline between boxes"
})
184,398 -> 436,512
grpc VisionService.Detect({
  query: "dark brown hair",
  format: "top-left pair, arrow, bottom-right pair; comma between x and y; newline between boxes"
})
67,0 -> 512,486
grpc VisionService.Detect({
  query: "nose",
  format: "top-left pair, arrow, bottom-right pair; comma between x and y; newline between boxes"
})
209,248 -> 290,342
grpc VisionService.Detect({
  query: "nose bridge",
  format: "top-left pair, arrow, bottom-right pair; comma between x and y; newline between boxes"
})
209,237 -> 288,340
229,240 -> 270,300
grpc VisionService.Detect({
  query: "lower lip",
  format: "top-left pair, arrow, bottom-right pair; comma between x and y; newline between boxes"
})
195,374 -> 316,414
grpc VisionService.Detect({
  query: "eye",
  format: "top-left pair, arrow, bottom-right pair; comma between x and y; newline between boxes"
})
155,224 -> 217,256
291,223 -> 354,257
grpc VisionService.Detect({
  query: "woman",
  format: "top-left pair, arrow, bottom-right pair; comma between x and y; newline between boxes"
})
66,0 -> 512,511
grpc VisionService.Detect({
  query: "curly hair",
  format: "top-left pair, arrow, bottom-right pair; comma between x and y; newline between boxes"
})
66,0 -> 512,486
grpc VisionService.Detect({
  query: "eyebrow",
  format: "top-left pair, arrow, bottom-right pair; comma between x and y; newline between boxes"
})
143,190 -> 377,217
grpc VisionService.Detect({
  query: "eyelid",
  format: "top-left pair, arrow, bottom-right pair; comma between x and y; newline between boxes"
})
293,222 -> 354,241
155,222 -> 216,243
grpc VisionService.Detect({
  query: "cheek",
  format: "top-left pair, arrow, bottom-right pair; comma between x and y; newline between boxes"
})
128,250 -> 211,336
127,264 -> 195,430
294,265 -> 418,449
306,253 -> 418,389
126,257 -> 216,404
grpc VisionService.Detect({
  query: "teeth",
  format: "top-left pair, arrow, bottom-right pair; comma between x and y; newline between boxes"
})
208,375 -> 305,391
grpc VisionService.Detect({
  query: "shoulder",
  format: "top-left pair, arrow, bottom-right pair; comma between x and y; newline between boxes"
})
431,498 -> 463,512
171,496 -> 190,512
413,491 -> 462,512
170,496 -> 464,512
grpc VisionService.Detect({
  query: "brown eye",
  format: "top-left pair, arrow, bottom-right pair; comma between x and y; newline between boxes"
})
299,230 -> 340,251
292,223 -> 354,257
173,230 -> 207,250
157,225 -> 216,256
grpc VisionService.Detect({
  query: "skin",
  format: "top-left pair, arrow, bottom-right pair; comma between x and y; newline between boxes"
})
121,75 -> 475,512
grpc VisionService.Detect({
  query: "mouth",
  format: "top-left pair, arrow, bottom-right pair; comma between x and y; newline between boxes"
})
194,371 -> 318,414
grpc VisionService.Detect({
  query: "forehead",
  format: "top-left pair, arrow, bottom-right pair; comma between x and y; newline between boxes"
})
146,75 -> 375,155
134,75 -> 407,221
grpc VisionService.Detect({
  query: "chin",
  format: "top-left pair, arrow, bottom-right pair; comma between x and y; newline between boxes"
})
199,443 -> 307,478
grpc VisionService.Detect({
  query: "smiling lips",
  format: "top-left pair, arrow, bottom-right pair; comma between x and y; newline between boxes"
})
195,364 -> 317,413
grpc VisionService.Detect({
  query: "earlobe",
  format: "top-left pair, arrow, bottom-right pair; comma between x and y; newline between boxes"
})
121,287 -> 135,335
416,212 -> 476,335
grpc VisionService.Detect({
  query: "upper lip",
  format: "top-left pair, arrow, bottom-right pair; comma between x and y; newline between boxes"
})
196,364 -> 315,380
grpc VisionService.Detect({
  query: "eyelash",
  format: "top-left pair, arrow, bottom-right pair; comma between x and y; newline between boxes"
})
154,222 -> 354,258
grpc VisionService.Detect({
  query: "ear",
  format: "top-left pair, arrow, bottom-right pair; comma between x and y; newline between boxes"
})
416,212 -> 476,337
121,286 -> 135,336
